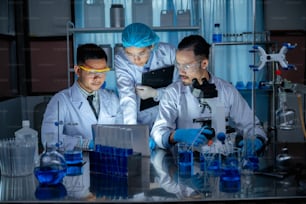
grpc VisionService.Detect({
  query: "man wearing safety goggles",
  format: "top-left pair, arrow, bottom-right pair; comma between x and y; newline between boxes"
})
41,43 -> 123,151
151,35 -> 267,157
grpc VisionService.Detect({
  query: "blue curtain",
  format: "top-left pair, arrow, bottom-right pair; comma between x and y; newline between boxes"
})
73,0 -> 266,87
201,0 -> 266,87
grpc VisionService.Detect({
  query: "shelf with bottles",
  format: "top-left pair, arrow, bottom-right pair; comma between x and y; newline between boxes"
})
66,21 -> 201,34
211,31 -> 271,46
65,21 -> 202,87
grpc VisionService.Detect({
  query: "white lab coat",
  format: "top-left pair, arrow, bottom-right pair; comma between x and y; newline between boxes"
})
151,74 -> 267,150
41,82 -> 123,147
115,42 -> 179,130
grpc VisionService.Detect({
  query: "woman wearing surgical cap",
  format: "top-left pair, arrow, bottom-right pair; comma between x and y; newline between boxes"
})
115,23 -> 179,131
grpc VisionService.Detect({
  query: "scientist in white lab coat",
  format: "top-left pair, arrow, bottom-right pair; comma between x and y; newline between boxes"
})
151,35 -> 267,156
115,23 -> 179,130
41,43 -> 122,150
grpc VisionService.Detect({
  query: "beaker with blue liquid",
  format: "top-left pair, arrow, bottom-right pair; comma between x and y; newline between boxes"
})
177,143 -> 194,178
219,148 -> 241,193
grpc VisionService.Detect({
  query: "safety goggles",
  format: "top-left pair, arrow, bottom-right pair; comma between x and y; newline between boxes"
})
79,65 -> 110,77
174,60 -> 201,71
125,48 -> 151,60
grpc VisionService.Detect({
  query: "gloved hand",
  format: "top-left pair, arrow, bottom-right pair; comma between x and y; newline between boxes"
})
136,85 -> 157,100
173,127 -> 214,146
238,138 -> 264,156
77,139 -> 94,151
149,137 -> 156,150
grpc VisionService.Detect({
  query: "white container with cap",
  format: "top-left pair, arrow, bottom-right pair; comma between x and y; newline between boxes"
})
15,120 -> 39,166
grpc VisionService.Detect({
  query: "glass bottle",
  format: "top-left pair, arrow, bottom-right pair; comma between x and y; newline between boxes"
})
213,23 -> 222,43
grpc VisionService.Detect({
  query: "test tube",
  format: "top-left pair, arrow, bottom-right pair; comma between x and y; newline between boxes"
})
124,128 -> 133,156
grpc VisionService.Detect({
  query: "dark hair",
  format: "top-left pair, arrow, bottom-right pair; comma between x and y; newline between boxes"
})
76,43 -> 107,65
177,35 -> 211,60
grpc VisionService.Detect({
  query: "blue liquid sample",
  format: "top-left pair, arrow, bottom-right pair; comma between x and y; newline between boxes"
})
178,150 -> 193,178
219,168 -> 241,193
35,183 -> 67,200
243,154 -> 259,171
200,154 -> 221,175
66,165 -> 83,176
64,151 -> 83,165
213,33 -> 222,43
34,166 -> 66,185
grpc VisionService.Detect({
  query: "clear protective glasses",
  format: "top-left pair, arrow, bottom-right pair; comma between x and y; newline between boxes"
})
174,60 -> 202,72
125,48 -> 151,60
79,65 -> 110,78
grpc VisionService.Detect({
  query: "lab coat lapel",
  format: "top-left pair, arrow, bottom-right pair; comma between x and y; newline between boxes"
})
70,83 -> 97,121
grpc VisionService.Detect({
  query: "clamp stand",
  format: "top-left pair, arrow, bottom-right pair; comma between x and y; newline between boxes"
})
249,43 -> 296,71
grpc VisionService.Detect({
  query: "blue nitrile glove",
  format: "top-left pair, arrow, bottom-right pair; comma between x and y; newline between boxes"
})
173,127 -> 214,146
149,137 -> 156,150
238,138 -> 264,156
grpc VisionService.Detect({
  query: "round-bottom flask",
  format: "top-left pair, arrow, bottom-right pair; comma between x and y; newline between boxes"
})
34,144 -> 67,185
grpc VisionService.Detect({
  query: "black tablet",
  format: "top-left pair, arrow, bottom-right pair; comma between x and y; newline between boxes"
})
140,65 -> 174,111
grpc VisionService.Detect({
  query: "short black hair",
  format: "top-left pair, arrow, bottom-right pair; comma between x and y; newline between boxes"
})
177,35 -> 211,60
76,43 -> 108,65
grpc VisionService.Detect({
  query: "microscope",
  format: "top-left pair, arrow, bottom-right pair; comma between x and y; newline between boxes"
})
190,78 -> 228,146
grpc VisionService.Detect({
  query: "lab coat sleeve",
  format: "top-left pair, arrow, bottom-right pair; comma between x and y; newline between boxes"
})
115,54 -> 138,125
153,44 -> 180,102
220,80 -> 267,142
151,84 -> 179,149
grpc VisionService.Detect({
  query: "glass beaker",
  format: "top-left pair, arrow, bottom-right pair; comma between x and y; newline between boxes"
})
0,138 -> 35,177
277,108 -> 296,130
219,148 -> 241,193
176,143 -> 194,178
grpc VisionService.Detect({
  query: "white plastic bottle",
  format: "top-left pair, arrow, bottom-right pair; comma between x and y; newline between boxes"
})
212,23 -> 222,43
15,120 -> 39,166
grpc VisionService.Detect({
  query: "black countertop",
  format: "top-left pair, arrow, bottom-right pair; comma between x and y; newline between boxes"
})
1,149 -> 306,203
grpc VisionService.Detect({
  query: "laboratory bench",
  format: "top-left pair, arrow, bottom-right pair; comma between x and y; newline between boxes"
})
0,149 -> 306,204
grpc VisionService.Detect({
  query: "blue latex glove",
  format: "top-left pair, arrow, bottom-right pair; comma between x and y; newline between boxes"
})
238,138 -> 264,155
149,137 -> 156,150
173,127 -> 214,146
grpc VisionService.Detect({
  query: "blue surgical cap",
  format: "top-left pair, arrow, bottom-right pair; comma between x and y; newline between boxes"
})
122,23 -> 160,48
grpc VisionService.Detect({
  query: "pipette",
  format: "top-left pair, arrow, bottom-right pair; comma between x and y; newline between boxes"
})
188,126 -> 215,151
217,132 -> 227,155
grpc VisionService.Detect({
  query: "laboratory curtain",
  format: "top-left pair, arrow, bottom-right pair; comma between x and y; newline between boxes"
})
74,0 -> 266,86
201,0 -> 266,86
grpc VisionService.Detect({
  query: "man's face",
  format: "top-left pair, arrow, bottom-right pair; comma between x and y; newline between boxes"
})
124,46 -> 151,67
175,49 -> 204,86
75,58 -> 108,93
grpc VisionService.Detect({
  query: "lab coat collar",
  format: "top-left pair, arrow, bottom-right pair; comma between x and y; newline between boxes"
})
69,82 -> 98,121
70,82 -> 86,102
